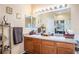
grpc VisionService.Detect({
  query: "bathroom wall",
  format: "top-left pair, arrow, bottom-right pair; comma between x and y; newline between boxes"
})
71,5 -> 79,41
0,4 -> 32,54
71,5 -> 79,34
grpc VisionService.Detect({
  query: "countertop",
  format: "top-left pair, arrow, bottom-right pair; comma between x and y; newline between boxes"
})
24,34 -> 77,44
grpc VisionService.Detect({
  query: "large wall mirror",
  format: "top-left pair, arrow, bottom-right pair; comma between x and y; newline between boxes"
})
35,8 -> 71,34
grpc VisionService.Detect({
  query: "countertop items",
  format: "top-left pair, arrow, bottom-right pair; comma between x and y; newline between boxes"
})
24,34 -> 77,44
64,33 -> 74,39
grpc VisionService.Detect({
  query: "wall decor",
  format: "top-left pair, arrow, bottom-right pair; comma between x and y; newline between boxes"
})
6,7 -> 13,14
16,13 -> 21,19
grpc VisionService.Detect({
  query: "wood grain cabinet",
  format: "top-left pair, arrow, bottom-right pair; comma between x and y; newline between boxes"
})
33,39 -> 41,54
41,40 -> 56,54
57,47 -> 74,54
24,36 -> 75,54
24,37 -> 33,53
56,42 -> 75,54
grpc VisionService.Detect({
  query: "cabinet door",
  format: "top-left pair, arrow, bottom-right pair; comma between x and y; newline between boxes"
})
41,45 -> 56,54
41,40 -> 56,54
56,42 -> 75,49
33,39 -> 41,54
56,42 -> 75,54
57,47 -> 74,54
24,37 -> 33,53
33,44 -> 41,54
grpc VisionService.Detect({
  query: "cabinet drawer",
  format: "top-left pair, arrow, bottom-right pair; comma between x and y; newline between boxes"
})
24,37 -> 32,40
57,47 -> 74,54
56,42 -> 75,49
33,38 -> 41,44
42,40 -> 56,46
33,44 -> 41,54
24,38 -> 33,53
41,46 -> 56,54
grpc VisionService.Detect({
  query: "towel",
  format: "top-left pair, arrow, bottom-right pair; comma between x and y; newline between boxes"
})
13,27 -> 23,44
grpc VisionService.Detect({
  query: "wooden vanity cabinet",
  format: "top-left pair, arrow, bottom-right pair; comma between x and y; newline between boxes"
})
56,42 -> 75,54
41,40 -> 56,54
57,47 -> 74,54
24,37 -> 41,54
24,36 -> 75,54
24,37 -> 33,53
32,38 -> 41,54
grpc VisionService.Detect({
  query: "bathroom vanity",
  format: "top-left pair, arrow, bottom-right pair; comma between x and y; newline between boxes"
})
24,35 -> 76,54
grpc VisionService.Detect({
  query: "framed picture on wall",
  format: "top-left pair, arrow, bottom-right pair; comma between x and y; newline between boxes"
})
16,13 -> 21,19
6,7 -> 13,14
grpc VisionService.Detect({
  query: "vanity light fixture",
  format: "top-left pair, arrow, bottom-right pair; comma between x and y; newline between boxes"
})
35,4 -> 69,15
54,4 -> 68,9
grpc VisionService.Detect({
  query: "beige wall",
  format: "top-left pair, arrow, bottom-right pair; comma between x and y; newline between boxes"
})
32,4 -> 54,10
0,4 -> 32,27
71,5 -> 79,34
